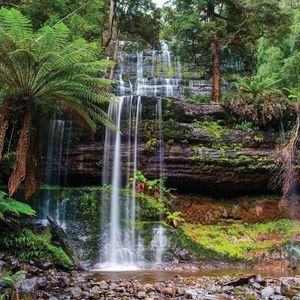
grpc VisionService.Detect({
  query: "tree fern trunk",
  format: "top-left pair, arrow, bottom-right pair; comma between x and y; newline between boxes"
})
0,98 -> 10,160
8,101 -> 33,197
25,125 -> 42,200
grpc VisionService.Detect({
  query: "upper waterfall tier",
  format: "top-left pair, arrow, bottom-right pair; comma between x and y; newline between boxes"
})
114,43 -> 213,98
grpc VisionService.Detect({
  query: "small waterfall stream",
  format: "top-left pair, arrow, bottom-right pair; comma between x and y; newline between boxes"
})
36,120 -> 72,228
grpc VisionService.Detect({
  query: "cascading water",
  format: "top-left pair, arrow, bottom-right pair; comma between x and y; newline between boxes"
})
34,119 -> 72,228
97,43 -> 177,270
135,43 -> 181,97
98,96 -> 145,270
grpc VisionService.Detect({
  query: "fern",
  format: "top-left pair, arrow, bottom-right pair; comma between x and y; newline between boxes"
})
0,191 -> 36,220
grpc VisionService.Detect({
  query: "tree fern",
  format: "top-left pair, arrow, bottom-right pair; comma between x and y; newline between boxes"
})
0,8 -> 116,198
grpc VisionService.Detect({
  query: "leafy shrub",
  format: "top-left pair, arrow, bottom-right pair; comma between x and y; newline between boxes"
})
193,119 -> 228,139
223,90 -> 288,127
188,94 -> 211,103
166,211 -> 185,228
232,76 -> 281,96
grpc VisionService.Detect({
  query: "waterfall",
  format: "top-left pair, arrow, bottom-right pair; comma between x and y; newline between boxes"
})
98,43 -> 175,271
37,119 -> 72,227
154,97 -> 168,265
98,96 -> 145,270
98,94 -> 169,270
151,225 -> 168,265
135,44 -> 179,97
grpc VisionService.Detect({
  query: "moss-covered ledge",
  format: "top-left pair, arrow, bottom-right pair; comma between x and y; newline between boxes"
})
174,220 -> 300,262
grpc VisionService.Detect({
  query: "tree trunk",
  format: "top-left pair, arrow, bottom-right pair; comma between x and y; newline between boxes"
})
25,126 -> 42,200
211,38 -> 220,102
8,102 -> 33,197
103,0 -> 116,49
0,98 -> 10,160
109,30 -> 120,80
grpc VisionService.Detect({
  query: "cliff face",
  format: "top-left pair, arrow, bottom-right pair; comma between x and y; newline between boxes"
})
64,97 -> 283,197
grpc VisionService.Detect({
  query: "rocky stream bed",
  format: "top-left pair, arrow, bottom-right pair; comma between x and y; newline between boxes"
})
1,254 -> 300,300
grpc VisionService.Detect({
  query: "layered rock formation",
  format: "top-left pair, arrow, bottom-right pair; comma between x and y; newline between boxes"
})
64,97 -> 283,197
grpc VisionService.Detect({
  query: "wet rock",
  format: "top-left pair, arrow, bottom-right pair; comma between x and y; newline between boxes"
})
253,282 -> 262,289
0,279 -> 7,289
37,277 -> 47,289
90,287 -> 100,299
137,291 -> 147,298
110,282 -> 119,290
281,278 -> 300,298
177,287 -> 186,295
42,262 -> 54,270
261,286 -> 274,299
144,283 -> 154,291
162,287 -> 175,296
70,286 -> 82,299
26,265 -> 40,275
270,296 -> 288,300
222,285 -> 234,293
96,280 -> 109,289
0,260 -> 5,269
19,277 -> 38,294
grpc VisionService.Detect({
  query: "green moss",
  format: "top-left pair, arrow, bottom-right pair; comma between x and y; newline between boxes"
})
137,193 -> 166,221
254,135 -> 264,143
0,229 -> 73,268
179,220 -> 296,261
145,138 -> 158,153
190,147 -> 274,171
193,119 -> 229,139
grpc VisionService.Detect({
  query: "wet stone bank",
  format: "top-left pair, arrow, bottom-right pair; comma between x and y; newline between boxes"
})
1,255 -> 300,299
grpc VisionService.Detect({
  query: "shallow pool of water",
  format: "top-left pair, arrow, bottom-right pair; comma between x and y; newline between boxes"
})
89,267 -> 300,283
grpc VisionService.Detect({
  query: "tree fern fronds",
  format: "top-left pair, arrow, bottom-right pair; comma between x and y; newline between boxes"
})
0,8 -> 33,47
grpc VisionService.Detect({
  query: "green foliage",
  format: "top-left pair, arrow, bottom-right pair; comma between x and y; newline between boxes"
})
166,211 -> 185,228
2,270 -> 27,287
137,193 -> 166,221
192,119 -> 228,139
0,152 -> 16,177
167,0 -> 289,73
0,7 -> 116,134
222,90 -> 289,127
0,191 -> 35,221
181,219 -> 295,260
188,94 -> 211,103
131,170 -> 173,199
233,76 -> 281,96
233,121 -> 256,132
0,229 -> 73,268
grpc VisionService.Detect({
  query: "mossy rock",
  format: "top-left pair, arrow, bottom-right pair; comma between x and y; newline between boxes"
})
177,220 -> 296,261
0,228 -> 73,269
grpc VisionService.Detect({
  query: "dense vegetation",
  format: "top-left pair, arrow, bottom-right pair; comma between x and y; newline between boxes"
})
0,2 -> 299,297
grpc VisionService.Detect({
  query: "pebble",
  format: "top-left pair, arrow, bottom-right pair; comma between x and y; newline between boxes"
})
70,286 -> 82,299
261,286 -> 275,299
137,291 -> 147,298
